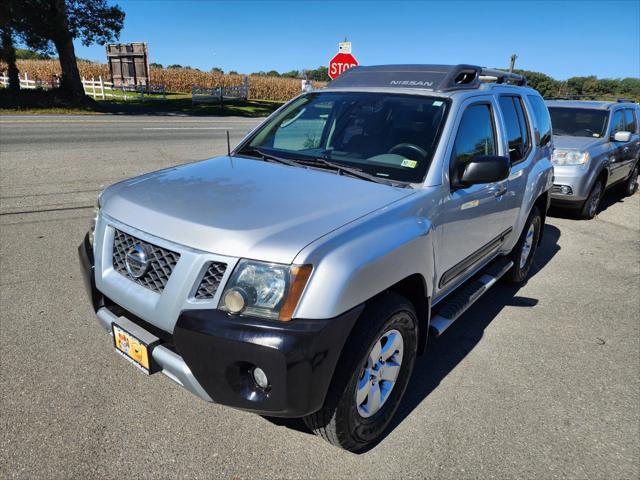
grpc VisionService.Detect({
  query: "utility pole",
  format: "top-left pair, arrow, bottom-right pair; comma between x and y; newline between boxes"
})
509,54 -> 518,73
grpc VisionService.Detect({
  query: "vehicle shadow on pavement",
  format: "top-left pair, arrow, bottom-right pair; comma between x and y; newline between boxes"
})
264,225 -> 561,452
379,223 -> 562,452
548,186 -> 629,220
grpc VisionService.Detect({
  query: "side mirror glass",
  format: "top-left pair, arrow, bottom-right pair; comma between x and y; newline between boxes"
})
612,131 -> 632,142
458,155 -> 510,187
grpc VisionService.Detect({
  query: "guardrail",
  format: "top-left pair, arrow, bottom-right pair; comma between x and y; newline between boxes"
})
192,76 -> 249,104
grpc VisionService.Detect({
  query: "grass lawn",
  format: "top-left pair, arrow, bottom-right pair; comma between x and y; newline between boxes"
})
0,88 -> 284,117
98,94 -> 283,117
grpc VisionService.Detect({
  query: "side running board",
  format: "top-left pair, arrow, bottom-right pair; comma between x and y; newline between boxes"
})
430,258 -> 514,337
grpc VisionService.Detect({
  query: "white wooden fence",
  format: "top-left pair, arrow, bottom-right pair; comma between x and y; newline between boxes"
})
82,78 -> 166,101
192,76 -> 249,104
1,72 -> 165,101
0,72 -> 51,89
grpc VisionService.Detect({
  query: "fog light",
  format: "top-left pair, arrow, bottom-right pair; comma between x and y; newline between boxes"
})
560,185 -> 573,195
252,367 -> 269,389
223,287 -> 248,314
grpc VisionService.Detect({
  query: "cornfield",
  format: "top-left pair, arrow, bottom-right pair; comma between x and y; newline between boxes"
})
1,59 -> 323,101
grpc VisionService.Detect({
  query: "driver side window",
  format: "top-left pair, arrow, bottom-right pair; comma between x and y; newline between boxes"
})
450,104 -> 497,185
610,111 -> 625,134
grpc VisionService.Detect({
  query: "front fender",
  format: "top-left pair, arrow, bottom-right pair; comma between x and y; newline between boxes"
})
505,158 -> 553,252
293,202 -> 434,320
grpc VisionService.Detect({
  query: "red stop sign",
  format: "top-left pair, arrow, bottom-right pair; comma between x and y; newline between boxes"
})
329,52 -> 359,80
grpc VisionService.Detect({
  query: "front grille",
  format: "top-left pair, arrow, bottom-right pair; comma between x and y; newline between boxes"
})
195,262 -> 227,299
112,229 -> 180,293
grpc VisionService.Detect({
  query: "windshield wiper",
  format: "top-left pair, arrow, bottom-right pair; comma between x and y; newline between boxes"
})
313,158 -> 406,187
238,147 -> 408,188
236,147 -> 306,168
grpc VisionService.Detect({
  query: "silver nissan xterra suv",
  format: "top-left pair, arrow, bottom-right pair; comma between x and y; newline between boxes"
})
79,64 -> 554,452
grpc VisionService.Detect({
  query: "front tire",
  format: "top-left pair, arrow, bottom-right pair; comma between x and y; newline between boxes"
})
506,206 -> 542,284
303,292 -> 418,453
623,163 -> 638,197
580,179 -> 604,219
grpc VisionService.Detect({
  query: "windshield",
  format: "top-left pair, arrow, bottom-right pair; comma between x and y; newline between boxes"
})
548,107 -> 608,138
239,92 -> 450,183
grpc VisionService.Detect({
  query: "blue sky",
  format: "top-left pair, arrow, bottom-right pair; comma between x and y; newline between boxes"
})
72,0 -> 640,80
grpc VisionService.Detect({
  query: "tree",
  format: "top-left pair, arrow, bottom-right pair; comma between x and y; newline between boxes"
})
210,67 -> 223,74
0,28 -> 20,93
306,66 -> 330,82
167,64 -> 183,69
0,1 -> 21,92
149,62 -> 163,69
9,0 -> 124,99
15,47 -> 51,59
282,69 -> 300,79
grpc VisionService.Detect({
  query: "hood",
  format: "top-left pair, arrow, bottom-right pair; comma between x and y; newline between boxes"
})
102,156 -> 414,264
552,135 -> 603,151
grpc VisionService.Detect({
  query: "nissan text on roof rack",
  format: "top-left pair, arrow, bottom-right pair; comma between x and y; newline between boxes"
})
79,64 -> 554,452
545,100 -> 639,218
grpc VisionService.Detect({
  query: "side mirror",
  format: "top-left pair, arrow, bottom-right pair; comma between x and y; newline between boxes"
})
459,155 -> 510,187
612,131 -> 632,142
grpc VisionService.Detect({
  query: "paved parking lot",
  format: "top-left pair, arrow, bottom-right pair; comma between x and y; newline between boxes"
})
1,114 -> 638,479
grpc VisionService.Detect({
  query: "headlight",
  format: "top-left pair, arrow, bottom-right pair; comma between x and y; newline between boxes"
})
88,194 -> 102,247
551,149 -> 589,166
220,260 -> 312,321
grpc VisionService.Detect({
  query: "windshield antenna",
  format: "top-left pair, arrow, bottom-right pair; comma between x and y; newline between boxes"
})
226,130 -> 231,156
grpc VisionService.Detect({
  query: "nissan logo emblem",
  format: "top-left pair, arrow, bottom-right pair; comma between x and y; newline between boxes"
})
125,244 -> 151,279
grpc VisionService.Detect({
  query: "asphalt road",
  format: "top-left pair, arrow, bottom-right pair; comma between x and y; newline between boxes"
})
1,114 -> 638,479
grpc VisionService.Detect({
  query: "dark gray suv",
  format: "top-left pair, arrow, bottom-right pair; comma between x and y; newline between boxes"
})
546,100 -> 639,219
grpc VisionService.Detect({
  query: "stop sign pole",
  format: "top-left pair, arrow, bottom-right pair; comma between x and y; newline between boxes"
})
328,42 -> 359,80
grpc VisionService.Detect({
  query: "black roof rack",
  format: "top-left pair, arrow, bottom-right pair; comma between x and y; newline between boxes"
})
327,64 -> 527,91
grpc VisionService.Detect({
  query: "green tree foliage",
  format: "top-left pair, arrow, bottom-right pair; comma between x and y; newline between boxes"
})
210,67 -> 223,74
305,66 -> 330,82
15,47 -> 51,59
513,70 -> 638,101
167,64 -> 183,69
149,62 -> 163,68
6,0 -> 124,99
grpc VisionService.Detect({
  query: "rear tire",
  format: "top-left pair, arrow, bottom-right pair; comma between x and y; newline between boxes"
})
623,163 -> 638,197
580,179 -> 604,219
303,292 -> 418,453
505,206 -> 542,284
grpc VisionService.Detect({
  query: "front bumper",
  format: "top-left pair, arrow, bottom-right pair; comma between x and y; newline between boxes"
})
550,165 -> 592,204
79,233 -> 361,417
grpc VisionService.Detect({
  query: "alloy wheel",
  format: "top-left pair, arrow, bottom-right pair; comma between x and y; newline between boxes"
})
355,329 -> 404,418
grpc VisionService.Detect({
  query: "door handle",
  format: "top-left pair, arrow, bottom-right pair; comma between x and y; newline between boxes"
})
495,186 -> 508,197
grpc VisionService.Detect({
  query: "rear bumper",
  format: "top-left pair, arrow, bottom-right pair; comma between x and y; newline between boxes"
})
78,233 -> 361,417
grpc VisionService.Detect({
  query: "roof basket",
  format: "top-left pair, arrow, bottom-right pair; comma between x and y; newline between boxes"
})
326,64 -> 527,91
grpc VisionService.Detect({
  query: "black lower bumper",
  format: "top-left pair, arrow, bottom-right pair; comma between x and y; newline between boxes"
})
173,306 -> 362,417
78,233 -> 362,417
78,233 -> 103,312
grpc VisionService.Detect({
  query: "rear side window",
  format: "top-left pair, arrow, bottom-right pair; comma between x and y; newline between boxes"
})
610,111 -> 625,134
527,95 -> 552,146
450,104 -> 496,183
499,96 -> 531,164
624,109 -> 637,133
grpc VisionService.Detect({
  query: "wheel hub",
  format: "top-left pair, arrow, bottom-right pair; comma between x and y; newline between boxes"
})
519,223 -> 535,269
356,329 -> 404,418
